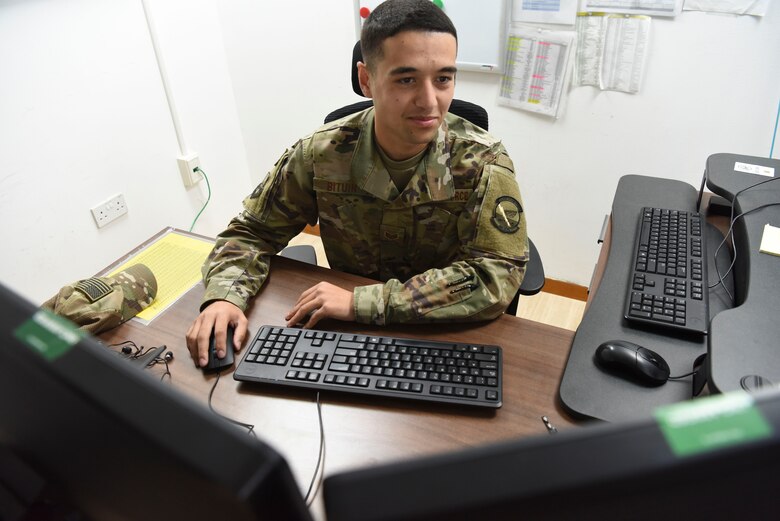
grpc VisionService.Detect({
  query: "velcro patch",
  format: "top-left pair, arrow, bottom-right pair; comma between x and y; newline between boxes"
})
494,154 -> 514,173
380,224 -> 405,243
74,278 -> 113,303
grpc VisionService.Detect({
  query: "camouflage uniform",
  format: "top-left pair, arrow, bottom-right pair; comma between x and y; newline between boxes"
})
202,108 -> 528,325
42,264 -> 158,334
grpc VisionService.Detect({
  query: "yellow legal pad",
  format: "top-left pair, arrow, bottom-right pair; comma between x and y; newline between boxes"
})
108,229 -> 214,324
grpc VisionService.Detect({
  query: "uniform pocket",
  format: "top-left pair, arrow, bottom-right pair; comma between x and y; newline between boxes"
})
412,206 -> 458,270
330,202 -> 379,275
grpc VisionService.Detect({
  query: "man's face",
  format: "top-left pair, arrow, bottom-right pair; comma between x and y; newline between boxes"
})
358,31 -> 457,161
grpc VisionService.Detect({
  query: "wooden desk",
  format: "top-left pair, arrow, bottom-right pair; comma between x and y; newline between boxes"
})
99,255 -> 577,499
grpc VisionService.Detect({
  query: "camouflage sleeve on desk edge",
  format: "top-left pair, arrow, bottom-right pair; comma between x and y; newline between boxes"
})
201,141 -> 317,310
353,159 -> 528,325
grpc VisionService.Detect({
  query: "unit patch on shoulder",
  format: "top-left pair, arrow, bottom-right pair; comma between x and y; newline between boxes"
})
491,196 -> 523,233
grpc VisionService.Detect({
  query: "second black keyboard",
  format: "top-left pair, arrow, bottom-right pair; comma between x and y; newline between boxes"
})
233,326 -> 502,408
624,207 -> 710,334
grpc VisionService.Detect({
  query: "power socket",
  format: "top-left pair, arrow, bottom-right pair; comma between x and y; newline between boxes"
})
178,153 -> 202,188
91,193 -> 128,228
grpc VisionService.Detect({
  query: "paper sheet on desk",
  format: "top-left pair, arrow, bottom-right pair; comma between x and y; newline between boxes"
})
759,224 -> 780,257
108,231 -> 214,324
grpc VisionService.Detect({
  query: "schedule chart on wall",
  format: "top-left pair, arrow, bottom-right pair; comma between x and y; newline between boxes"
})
498,28 -> 574,117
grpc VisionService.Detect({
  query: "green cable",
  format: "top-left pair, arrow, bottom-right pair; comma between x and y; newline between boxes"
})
189,166 -> 211,232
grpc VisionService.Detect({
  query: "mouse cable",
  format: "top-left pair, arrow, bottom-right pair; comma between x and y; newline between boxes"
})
709,201 -> 780,291
668,370 -> 697,380
304,391 -> 326,507
708,175 -> 780,301
208,370 -> 256,437
188,166 -> 212,233
709,201 -> 780,302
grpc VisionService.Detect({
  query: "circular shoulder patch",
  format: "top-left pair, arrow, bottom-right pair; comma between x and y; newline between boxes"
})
491,196 -> 523,233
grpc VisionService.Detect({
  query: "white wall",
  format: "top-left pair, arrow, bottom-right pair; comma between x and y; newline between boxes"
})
216,0 -> 359,186
0,0 -> 251,304
2,0 -> 778,306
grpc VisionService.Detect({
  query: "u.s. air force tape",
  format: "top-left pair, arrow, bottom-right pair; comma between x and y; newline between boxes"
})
491,196 -> 523,234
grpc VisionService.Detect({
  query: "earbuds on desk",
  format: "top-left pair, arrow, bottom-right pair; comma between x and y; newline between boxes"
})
164,351 -> 174,362
121,345 -> 133,355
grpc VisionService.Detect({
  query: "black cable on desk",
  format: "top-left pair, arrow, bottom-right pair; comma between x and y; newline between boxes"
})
304,392 -> 326,507
206,373 -> 327,508
208,371 -> 256,437
709,175 -> 780,302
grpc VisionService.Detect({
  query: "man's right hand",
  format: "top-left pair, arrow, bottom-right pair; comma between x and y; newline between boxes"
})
185,300 -> 248,368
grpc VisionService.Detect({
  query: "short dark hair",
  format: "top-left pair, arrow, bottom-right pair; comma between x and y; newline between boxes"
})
360,0 -> 457,70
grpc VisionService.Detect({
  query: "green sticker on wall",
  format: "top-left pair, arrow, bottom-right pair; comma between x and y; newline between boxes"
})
655,392 -> 773,457
13,310 -> 84,360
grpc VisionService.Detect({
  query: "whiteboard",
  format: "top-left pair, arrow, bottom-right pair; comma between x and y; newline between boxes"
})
354,0 -> 510,73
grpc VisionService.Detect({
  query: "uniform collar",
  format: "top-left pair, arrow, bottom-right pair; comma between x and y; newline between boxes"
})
350,108 -> 454,204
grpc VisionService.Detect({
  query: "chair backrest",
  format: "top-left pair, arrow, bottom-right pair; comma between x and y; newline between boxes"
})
325,41 -> 489,131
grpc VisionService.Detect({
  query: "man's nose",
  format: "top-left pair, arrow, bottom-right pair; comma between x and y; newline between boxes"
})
415,80 -> 437,110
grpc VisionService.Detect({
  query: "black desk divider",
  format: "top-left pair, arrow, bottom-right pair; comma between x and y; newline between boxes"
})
704,153 -> 780,394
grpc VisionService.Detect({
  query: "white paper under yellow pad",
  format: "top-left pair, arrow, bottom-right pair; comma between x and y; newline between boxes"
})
759,224 -> 780,257
108,230 -> 214,323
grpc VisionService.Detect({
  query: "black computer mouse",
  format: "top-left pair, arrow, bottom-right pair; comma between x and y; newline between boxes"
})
595,340 -> 670,386
205,325 -> 236,372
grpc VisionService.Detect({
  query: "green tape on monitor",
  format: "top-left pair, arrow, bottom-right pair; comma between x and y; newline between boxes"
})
14,309 -> 85,361
655,392 -> 773,457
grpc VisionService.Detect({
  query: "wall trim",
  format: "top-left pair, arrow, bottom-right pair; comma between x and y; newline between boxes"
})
540,279 -> 588,301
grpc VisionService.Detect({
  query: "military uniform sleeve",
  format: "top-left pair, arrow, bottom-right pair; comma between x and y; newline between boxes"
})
201,140 -> 318,311
353,153 -> 528,325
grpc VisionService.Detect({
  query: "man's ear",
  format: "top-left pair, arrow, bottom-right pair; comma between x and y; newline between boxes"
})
357,61 -> 373,98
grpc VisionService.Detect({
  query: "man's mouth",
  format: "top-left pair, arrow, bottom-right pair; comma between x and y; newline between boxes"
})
408,115 -> 439,127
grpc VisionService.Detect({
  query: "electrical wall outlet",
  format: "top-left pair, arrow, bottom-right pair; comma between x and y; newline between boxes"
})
178,153 -> 202,188
90,193 -> 128,228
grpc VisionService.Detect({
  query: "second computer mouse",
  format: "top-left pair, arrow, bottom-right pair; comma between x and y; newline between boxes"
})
595,340 -> 670,386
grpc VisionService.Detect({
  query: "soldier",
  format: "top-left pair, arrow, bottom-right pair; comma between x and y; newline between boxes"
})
186,0 -> 528,368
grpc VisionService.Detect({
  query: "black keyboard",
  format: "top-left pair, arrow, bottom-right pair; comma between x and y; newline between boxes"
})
233,326 -> 502,408
624,207 -> 709,334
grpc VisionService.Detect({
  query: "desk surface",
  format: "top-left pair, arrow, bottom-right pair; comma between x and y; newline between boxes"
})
99,254 -> 577,501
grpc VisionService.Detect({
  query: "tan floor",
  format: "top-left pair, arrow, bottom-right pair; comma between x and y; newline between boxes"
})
286,233 -> 585,331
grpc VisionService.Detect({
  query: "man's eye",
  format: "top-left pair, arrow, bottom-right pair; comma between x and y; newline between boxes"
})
398,77 -> 415,85
437,76 -> 453,84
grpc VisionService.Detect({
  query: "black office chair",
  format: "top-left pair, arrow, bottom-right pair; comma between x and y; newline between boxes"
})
505,239 -> 545,316
278,244 -> 317,265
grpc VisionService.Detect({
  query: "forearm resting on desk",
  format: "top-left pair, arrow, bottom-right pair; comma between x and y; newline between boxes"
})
353,256 -> 525,325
